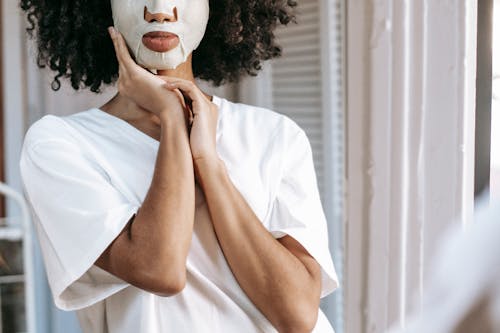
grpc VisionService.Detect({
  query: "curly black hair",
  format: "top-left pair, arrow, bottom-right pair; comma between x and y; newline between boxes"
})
19,0 -> 297,93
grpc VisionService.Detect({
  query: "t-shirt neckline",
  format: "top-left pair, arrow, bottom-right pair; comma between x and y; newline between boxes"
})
90,95 -> 223,147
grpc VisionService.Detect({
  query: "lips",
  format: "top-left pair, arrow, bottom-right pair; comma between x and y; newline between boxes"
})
142,31 -> 180,52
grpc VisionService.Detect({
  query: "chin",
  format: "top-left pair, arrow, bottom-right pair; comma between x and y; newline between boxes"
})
137,43 -> 188,71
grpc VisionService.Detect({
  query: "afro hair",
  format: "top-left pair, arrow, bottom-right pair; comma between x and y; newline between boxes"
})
20,0 -> 297,93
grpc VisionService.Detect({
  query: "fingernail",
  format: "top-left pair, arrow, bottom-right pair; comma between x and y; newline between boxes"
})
108,26 -> 116,37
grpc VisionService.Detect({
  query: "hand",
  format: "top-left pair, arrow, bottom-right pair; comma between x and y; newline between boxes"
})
163,78 -> 219,164
108,27 -> 186,123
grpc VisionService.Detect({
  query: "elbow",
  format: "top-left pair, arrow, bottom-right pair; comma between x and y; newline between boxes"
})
276,320 -> 317,333
276,319 -> 317,333
275,303 -> 319,333
131,266 -> 187,297
151,273 -> 186,297
152,265 -> 187,296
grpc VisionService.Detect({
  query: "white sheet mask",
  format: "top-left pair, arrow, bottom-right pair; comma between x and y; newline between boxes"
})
110,0 -> 209,71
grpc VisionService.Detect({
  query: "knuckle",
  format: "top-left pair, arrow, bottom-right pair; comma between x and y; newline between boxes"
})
118,77 -> 131,91
211,105 -> 218,114
129,72 -> 139,83
123,78 -> 133,90
117,79 -> 125,90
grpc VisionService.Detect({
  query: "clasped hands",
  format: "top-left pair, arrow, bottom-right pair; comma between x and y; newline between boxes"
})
108,27 -> 219,171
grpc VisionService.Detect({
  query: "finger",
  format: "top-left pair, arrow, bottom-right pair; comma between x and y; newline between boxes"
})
107,27 -> 122,64
139,64 -> 155,75
162,79 -> 207,112
108,27 -> 135,69
164,84 -> 194,116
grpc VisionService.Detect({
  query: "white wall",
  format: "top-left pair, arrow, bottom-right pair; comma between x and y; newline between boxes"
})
345,1 -> 477,332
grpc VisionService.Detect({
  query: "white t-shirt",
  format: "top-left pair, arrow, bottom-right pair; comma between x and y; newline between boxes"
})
19,95 -> 339,333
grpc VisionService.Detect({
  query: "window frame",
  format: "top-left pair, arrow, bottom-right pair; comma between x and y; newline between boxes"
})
0,0 -> 4,217
475,0 -> 493,198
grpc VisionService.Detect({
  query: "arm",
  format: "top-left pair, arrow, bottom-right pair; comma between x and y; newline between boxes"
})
164,78 -> 322,332
95,116 -> 194,297
94,27 -> 195,297
196,159 -> 321,333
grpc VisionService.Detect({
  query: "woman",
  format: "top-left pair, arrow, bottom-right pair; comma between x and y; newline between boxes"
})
18,0 -> 338,332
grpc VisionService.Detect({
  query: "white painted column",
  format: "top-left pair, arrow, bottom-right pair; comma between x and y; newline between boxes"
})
345,1 -> 477,332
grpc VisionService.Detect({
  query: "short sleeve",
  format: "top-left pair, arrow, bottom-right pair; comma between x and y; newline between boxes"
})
265,127 -> 339,298
19,137 -> 139,310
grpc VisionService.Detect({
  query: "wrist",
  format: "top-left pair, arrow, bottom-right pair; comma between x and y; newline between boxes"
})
159,120 -> 189,145
194,157 -> 226,183
159,110 -> 187,130
158,107 -> 186,126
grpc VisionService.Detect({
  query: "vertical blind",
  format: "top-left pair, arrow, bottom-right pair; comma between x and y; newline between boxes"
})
271,1 -> 325,196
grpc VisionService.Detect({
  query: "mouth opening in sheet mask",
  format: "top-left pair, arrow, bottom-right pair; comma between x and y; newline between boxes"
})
110,0 -> 210,72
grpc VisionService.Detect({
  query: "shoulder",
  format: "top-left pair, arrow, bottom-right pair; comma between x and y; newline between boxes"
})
19,112 -> 106,184
20,115 -> 79,173
22,110 -> 97,151
20,113 -> 98,173
22,115 -> 70,149
216,97 -> 307,146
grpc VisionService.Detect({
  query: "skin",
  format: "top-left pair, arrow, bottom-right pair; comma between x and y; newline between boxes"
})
95,26 -> 322,333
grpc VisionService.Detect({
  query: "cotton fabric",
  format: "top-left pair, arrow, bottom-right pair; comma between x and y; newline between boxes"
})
19,95 -> 339,333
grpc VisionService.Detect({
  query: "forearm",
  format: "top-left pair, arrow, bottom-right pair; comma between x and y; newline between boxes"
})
196,158 -> 320,332
130,117 -> 195,272
98,115 -> 195,295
